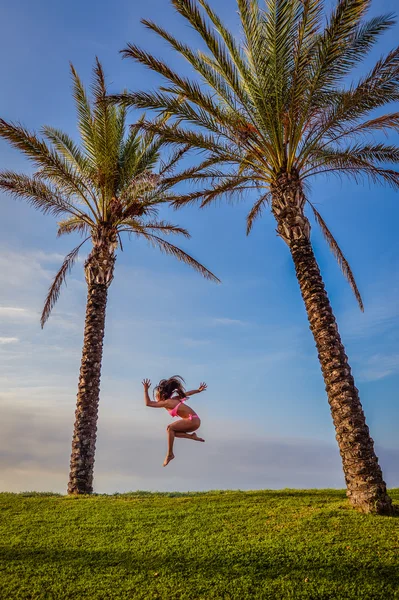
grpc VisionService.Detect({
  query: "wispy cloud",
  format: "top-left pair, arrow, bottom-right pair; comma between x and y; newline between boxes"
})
181,337 -> 210,348
358,353 -> 399,382
211,317 -> 248,327
0,337 -> 19,344
0,306 -> 36,320
339,283 -> 399,341
337,276 -> 399,383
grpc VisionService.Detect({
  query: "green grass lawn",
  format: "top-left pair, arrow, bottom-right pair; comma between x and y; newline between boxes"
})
0,489 -> 398,599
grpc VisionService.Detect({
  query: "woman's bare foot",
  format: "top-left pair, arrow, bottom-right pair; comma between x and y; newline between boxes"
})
191,433 -> 205,442
163,453 -> 175,467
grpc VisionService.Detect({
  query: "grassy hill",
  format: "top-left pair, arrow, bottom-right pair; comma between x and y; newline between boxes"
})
0,489 -> 398,599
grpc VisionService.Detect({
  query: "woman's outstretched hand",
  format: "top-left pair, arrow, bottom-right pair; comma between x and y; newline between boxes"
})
142,378 -> 151,390
198,382 -> 207,392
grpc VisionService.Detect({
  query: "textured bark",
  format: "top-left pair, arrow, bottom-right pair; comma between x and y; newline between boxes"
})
271,172 -> 393,515
68,231 -> 116,495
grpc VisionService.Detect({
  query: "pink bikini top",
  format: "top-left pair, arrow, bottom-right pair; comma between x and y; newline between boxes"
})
168,397 -> 188,418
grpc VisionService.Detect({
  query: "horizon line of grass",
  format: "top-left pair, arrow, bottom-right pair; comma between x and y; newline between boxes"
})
1,488 -> 398,499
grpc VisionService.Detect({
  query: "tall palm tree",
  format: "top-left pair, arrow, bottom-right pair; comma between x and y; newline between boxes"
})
111,0 -> 399,514
0,59 -> 219,495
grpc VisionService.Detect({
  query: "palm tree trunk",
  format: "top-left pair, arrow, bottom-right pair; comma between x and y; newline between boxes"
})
67,243 -> 115,495
271,172 -> 393,515
290,237 -> 392,514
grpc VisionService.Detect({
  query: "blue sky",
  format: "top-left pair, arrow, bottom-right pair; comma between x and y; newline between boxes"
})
0,0 -> 398,494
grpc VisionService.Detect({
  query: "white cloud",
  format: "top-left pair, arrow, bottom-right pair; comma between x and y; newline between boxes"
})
211,318 -> 248,326
31,251 -> 71,264
0,249 -> 50,288
0,246 -> 84,335
336,277 -> 399,383
358,353 -> 399,382
181,337 -> 210,348
339,283 -> 399,341
0,306 -> 36,320
0,336 -> 19,344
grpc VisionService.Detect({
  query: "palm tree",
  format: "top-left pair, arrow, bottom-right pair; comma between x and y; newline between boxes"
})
0,59 -> 219,495
111,0 -> 399,514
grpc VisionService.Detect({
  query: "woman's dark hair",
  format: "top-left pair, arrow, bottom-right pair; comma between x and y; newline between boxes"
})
154,375 -> 186,401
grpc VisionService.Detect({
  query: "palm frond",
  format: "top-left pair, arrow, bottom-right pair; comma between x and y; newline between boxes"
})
41,126 -> 91,177
57,216 -> 92,237
116,89 -> 229,139
200,175 -> 257,207
141,18 -> 238,110
41,240 -> 88,328
158,146 -> 190,177
304,163 -> 399,189
296,3 -> 395,156
172,0 -> 248,103
139,119 -> 249,166
197,0 -> 252,90
0,118 -> 93,204
162,168 -> 229,193
246,192 -> 271,235
0,171 -> 82,218
121,219 -> 190,238
122,112 -> 175,183
236,0 -> 288,150
168,174 -> 257,208
308,201 -> 363,311
118,117 -> 142,187
41,126 -> 100,217
70,63 -> 97,166
262,0 -> 301,103
119,49 -> 243,137
129,230 -> 220,283
308,0 -> 372,95
132,139 -> 161,180
288,0 -> 325,159
317,113 -> 399,149
308,143 -> 399,166
301,44 -> 399,158
91,58 -> 121,202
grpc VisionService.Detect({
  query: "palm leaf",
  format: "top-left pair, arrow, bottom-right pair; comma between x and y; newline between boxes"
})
41,126 -> 100,217
158,146 -> 190,177
121,220 -> 190,238
41,240 -> 88,328
141,18 -> 238,110
0,118 -> 93,204
308,143 -> 399,166
70,63 -> 97,166
326,113 -> 399,145
172,0 -> 248,103
125,229 -> 220,282
308,0 -> 371,95
57,216 -> 92,237
301,44 -> 399,159
304,162 -> 399,189
309,202 -> 363,311
0,171 -> 82,218
41,126 -> 92,178
246,192 -> 271,235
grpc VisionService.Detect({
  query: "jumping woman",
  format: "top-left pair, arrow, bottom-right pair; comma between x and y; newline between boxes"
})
142,376 -> 206,466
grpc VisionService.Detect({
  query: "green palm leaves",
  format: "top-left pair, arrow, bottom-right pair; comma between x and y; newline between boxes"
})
0,59 -> 220,327
114,0 -> 399,310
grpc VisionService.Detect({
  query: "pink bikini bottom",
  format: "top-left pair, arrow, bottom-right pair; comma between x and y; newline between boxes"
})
188,414 -> 199,421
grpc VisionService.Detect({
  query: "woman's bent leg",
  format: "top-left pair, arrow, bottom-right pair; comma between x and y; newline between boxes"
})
174,432 -> 205,441
163,419 -> 204,466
